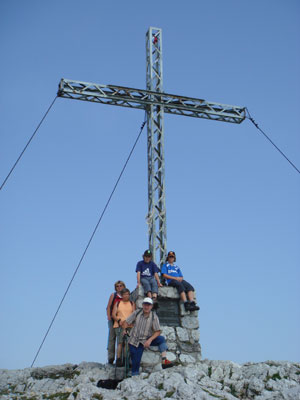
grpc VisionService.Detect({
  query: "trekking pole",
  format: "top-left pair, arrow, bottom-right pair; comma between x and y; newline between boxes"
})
123,332 -> 130,378
123,334 -> 127,378
114,327 -> 122,381
114,356 -> 117,381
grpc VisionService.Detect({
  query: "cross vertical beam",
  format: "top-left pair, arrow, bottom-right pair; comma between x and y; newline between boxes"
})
146,27 -> 167,266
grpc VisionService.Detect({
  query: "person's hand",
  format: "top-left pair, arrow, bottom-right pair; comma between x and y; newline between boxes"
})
108,316 -> 111,321
136,282 -> 140,288
158,282 -> 163,287
144,339 -> 152,348
177,277 -> 183,282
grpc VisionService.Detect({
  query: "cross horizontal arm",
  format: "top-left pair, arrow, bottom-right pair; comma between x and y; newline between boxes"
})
58,79 -> 246,124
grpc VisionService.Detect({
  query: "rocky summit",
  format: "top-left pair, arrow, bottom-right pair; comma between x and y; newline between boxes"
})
1,360 -> 300,400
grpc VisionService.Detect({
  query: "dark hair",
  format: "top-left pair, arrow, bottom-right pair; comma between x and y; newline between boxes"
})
121,288 -> 130,295
166,251 -> 176,262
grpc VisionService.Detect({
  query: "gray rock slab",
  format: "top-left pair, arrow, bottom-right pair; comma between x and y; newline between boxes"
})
1,359 -> 300,400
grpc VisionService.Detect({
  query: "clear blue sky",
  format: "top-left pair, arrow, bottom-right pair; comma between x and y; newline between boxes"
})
1,0 -> 299,370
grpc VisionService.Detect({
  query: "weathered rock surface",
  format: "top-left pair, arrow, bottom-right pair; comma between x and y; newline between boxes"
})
1,359 -> 299,400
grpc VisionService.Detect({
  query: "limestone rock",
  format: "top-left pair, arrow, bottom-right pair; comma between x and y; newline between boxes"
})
191,329 -> 200,342
158,286 -> 179,299
161,326 -> 176,341
181,315 -> 199,329
141,349 -> 160,365
1,360 -> 300,400
166,352 -> 177,362
176,326 -> 189,342
179,353 -> 196,364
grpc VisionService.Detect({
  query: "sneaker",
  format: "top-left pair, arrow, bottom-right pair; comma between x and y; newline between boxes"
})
108,359 -> 114,365
162,359 -> 173,369
184,302 -> 192,311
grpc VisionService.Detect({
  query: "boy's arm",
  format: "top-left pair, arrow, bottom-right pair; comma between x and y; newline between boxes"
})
136,271 -> 141,287
162,272 -> 182,281
154,272 -> 163,287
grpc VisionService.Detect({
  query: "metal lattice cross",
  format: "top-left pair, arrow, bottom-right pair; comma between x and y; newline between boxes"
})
58,27 -> 246,266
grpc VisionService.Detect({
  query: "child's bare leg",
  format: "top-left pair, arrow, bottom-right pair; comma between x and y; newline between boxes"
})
117,343 -> 122,358
187,291 -> 194,302
180,291 -> 187,302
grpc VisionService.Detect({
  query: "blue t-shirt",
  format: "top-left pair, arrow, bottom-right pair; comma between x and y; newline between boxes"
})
136,260 -> 159,277
161,262 -> 183,285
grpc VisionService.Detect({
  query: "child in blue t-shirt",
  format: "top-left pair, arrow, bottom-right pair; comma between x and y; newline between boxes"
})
136,250 -> 162,307
161,250 -> 200,311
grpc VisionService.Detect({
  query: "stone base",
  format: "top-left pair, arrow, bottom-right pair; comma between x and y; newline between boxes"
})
130,285 -> 201,372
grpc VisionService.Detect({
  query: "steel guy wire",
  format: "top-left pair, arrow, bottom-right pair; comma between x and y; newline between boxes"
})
246,108 -> 300,175
31,113 -> 147,367
0,96 -> 58,191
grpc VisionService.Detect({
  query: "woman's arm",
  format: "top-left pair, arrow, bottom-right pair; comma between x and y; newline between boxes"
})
106,293 -> 114,320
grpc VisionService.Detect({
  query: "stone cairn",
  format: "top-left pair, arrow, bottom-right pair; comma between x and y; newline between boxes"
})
130,285 -> 201,373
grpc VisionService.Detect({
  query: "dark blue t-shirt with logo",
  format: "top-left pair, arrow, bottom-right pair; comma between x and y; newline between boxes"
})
136,260 -> 159,277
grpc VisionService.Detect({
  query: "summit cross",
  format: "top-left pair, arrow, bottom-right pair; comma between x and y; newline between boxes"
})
57,27 -> 246,266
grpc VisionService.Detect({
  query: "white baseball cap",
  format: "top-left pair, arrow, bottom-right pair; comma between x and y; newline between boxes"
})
143,297 -> 153,305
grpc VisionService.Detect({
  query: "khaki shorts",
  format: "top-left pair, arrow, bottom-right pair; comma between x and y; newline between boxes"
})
114,327 -> 131,345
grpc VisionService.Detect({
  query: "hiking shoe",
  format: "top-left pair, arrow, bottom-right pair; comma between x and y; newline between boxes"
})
108,359 -> 114,365
184,302 -> 192,311
189,301 -> 200,311
116,358 -> 123,367
162,359 -> 173,369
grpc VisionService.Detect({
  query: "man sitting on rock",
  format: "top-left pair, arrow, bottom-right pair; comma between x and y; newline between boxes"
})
161,251 -> 200,312
122,297 -> 173,376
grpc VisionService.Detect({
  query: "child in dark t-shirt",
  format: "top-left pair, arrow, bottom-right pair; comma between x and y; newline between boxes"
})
136,250 -> 162,306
